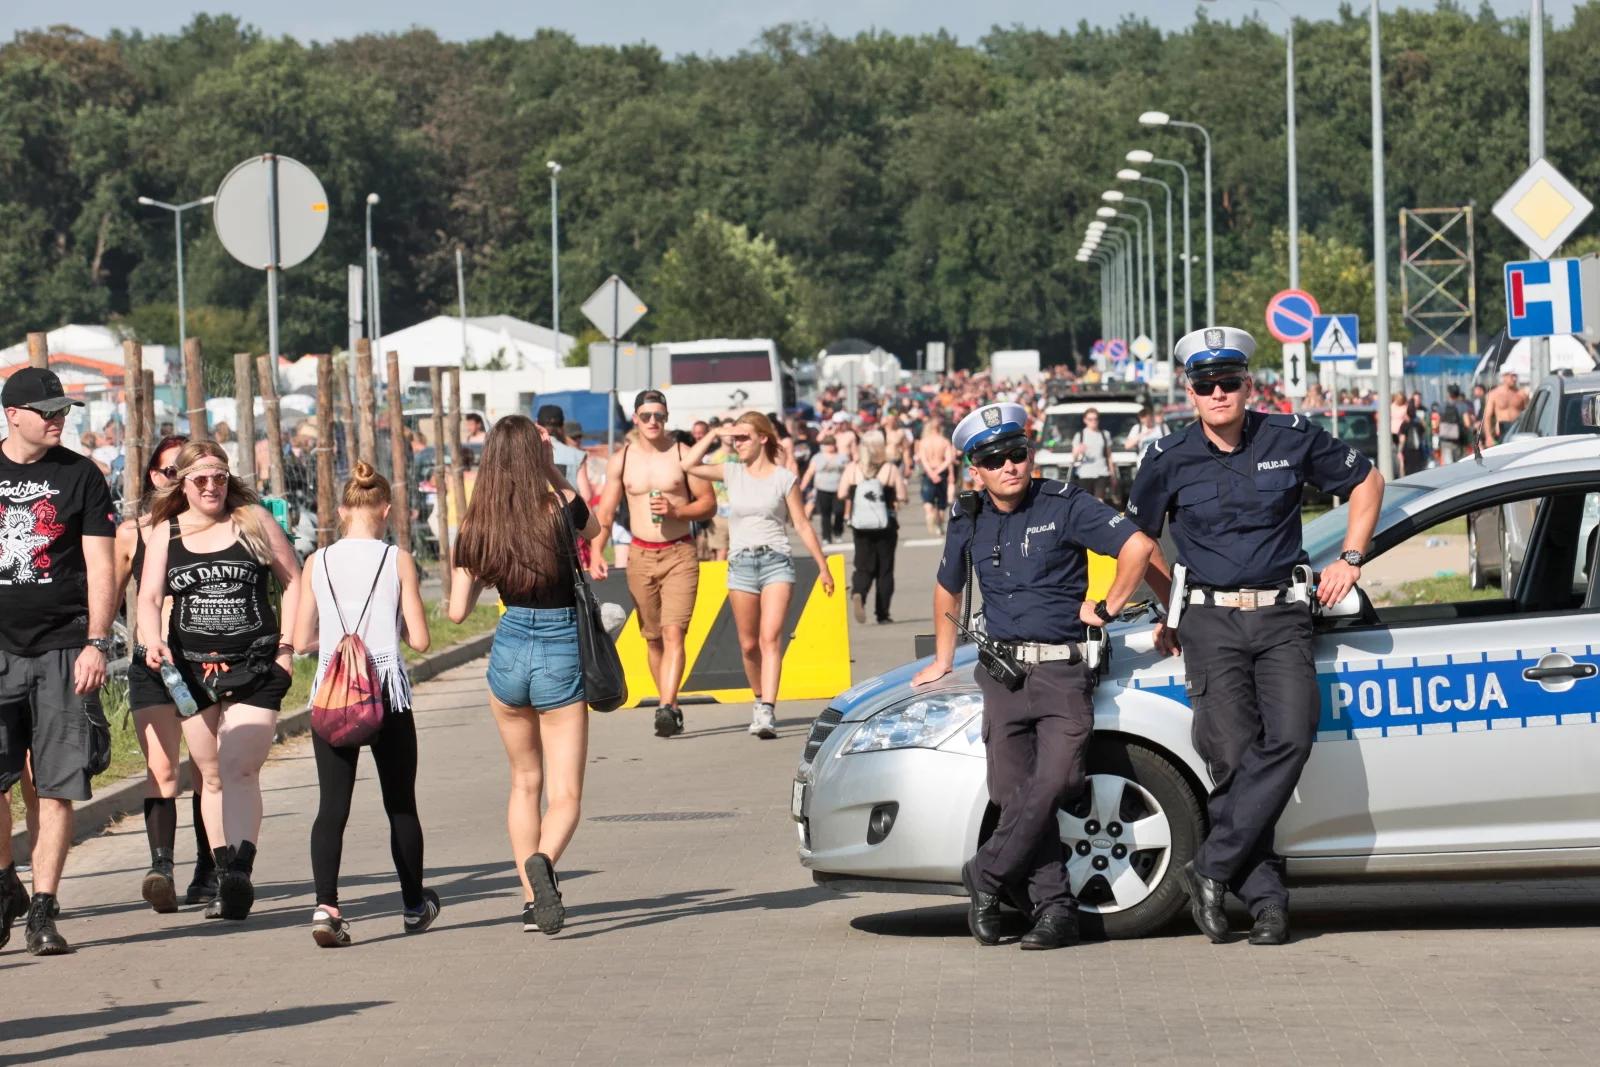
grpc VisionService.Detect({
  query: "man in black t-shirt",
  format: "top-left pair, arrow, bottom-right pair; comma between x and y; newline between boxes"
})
0,368 -> 117,957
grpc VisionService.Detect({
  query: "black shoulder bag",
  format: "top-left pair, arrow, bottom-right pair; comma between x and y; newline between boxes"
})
559,501 -> 627,712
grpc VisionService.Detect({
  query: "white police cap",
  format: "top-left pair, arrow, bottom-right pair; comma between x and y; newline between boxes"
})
952,402 -> 1029,455
1175,326 -> 1255,375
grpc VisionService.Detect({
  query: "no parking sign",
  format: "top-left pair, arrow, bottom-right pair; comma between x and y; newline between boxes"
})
1265,288 -> 1320,344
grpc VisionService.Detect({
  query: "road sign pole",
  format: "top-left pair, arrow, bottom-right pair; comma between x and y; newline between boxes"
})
1529,0 -> 1550,386
609,282 -> 620,456
1371,0 -> 1394,480
266,154 -> 281,385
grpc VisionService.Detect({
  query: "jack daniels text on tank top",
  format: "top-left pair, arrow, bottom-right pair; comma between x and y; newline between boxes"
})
168,558 -> 269,639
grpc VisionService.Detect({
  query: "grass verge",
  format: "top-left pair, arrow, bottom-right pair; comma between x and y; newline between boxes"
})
1379,572 -> 1501,607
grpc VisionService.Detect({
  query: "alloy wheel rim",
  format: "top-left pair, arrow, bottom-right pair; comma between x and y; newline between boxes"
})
1057,773 -> 1173,914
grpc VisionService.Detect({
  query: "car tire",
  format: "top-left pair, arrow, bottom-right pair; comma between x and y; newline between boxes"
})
1073,739 -> 1205,940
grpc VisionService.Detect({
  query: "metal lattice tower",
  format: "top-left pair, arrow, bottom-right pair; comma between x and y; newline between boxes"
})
1398,207 -> 1477,355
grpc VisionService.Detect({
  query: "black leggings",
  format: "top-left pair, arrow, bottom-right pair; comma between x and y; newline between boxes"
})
309,710 -> 424,910
814,489 -> 842,541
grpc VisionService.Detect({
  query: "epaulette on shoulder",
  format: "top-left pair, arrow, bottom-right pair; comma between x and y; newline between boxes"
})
1145,424 -> 1189,460
1267,412 -> 1309,432
1041,478 -> 1072,496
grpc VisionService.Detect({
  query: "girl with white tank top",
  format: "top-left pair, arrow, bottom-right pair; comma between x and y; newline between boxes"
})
292,462 -> 437,949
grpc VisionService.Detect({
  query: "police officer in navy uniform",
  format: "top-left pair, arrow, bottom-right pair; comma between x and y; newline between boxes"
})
1127,327 -> 1384,945
912,402 -> 1156,950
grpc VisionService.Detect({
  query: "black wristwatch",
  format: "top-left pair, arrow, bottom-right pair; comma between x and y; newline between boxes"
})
1339,550 -> 1364,567
85,637 -> 113,654
1093,599 -> 1113,625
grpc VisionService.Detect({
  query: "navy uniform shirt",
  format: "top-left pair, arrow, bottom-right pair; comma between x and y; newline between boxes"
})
935,479 -> 1136,643
1126,410 -> 1373,587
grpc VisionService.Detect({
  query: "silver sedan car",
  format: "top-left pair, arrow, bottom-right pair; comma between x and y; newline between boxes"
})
795,433 -> 1600,938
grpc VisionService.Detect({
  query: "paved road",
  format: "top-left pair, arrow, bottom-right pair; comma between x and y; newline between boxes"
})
5,535 -> 1600,1064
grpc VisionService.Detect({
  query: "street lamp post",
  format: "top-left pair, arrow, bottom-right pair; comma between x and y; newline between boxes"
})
1104,225 -> 1136,348
364,193 -> 382,412
1128,150 -> 1192,336
135,194 -> 217,357
547,161 -> 562,358
1115,192 -> 1159,355
1120,169 -> 1176,402
1370,1 -> 1394,478
1140,111 -> 1214,325
1101,206 -> 1146,342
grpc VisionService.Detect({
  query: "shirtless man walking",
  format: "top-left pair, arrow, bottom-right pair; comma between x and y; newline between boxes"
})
1484,371 -> 1529,444
591,391 -> 716,737
915,420 -> 956,535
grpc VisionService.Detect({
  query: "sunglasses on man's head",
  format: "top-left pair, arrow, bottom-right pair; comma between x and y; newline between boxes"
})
636,410 -> 668,424
975,445 -> 1030,471
1191,376 -> 1247,397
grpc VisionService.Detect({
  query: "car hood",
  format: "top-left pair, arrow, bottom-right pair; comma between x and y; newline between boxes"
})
833,619 -> 1165,722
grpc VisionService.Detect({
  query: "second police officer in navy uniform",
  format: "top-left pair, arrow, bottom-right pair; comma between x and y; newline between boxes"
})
1128,326 -> 1384,945
912,402 -> 1156,950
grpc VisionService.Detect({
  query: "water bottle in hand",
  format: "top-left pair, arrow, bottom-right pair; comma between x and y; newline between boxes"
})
160,662 -> 200,718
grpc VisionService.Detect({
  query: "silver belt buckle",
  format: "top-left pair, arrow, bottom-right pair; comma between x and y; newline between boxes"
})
1238,590 -> 1260,611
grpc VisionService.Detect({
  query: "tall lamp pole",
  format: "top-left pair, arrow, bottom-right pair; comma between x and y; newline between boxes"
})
136,194 -> 216,357
364,193 -> 382,413
1100,207 -> 1145,341
1114,191 -> 1159,354
1370,1 -> 1394,479
1128,150 -> 1192,336
1119,169 -> 1176,401
547,161 -> 562,359
1140,111 -> 1214,325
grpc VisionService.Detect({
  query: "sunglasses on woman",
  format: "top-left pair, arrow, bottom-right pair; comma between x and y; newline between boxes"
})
726,433 -> 753,444
185,471 -> 229,490
1191,376 -> 1247,397
156,466 -> 179,480
975,445 -> 1030,471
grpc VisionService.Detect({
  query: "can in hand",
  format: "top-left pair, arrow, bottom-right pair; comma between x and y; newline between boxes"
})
649,489 -> 664,526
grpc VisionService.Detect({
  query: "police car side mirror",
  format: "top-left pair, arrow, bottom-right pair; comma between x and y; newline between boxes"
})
1314,584 -> 1367,620
1582,394 -> 1600,429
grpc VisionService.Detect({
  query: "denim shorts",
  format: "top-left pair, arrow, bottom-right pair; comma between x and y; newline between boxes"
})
728,547 -> 796,595
486,607 -> 584,712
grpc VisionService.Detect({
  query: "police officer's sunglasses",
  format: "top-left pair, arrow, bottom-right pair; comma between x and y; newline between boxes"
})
1191,376 -> 1247,397
974,445 -> 1030,470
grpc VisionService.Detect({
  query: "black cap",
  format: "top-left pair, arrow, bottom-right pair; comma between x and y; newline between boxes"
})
2,367 -> 84,413
536,404 -> 565,429
633,389 -> 668,411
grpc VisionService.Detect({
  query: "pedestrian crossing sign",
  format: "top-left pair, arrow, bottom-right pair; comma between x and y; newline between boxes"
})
1310,314 -> 1359,362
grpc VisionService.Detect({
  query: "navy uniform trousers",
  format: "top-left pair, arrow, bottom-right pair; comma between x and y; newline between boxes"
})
972,659 -> 1095,916
1180,600 -> 1319,916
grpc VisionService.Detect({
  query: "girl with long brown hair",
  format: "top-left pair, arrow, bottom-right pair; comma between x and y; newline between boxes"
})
681,411 -> 834,739
447,415 -> 598,936
138,440 -> 302,921
293,461 -> 436,947
113,434 -> 218,912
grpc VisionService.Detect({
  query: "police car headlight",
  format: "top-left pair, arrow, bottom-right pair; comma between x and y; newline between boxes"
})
841,692 -> 984,754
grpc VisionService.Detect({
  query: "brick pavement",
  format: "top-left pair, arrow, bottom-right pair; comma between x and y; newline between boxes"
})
4,541 -> 1600,1064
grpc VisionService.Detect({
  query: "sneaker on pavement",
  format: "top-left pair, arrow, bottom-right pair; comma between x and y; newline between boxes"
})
653,704 -> 683,737
752,703 -> 778,740
524,853 -> 565,935
522,902 -> 540,932
851,593 -> 867,624
24,893 -> 71,956
1,864 -> 29,951
403,888 -> 441,935
310,907 -> 352,948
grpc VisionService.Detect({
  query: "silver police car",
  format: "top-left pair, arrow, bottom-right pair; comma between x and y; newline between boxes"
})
794,431 -> 1600,938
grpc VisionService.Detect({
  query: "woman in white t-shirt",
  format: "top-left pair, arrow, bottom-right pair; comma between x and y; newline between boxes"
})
682,412 -> 834,738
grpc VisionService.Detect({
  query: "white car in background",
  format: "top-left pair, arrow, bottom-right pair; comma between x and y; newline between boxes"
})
1033,399 -> 1146,491
795,431 -> 1600,939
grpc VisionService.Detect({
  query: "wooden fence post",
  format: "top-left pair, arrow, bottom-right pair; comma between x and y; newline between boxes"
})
122,342 -> 146,513
184,338 -> 210,441
315,356 -> 337,549
26,332 -> 48,369
429,367 -> 451,598
446,367 -> 467,569
233,353 -> 256,487
355,338 -> 377,466
386,350 -> 411,552
256,353 -> 286,499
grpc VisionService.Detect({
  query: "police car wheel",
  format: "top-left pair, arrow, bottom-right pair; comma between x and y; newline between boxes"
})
1060,738 -> 1204,941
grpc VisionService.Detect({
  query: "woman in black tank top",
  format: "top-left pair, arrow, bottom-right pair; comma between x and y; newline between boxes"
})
112,435 -> 219,913
137,441 -> 303,922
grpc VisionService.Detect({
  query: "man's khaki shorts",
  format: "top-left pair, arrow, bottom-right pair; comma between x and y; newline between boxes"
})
626,540 -> 700,640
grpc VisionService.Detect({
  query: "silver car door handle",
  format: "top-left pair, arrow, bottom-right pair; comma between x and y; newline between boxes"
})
1523,664 -> 1598,681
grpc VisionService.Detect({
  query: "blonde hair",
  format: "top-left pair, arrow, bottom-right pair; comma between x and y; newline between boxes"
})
342,460 -> 391,511
859,435 -> 888,472
735,411 -> 781,463
147,441 -> 274,565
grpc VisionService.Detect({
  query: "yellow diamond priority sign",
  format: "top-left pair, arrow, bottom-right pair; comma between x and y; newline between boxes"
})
1492,158 -> 1593,259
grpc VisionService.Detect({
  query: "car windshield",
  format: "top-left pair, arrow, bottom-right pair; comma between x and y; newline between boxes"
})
1042,411 -> 1141,448
1559,390 -> 1600,435
1303,483 -> 1430,564
1307,412 -> 1379,450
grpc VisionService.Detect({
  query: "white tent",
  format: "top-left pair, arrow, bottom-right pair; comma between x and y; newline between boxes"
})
0,324 -> 172,385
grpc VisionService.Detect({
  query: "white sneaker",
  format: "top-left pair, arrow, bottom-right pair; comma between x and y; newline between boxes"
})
752,703 -> 778,740
748,702 -> 765,735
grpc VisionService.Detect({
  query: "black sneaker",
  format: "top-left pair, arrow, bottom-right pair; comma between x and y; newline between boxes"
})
141,849 -> 179,914
521,901 -> 540,933
24,893 -> 71,956
185,865 -> 219,907
653,704 -> 683,737
1,865 -> 28,951
311,907 -> 352,948
523,853 -> 565,935
403,888 -> 441,935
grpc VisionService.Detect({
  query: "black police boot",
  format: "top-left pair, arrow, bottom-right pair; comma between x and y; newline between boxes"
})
1182,861 -> 1233,943
141,847 -> 179,914
218,841 -> 257,921
204,846 -> 234,919
960,860 -> 1003,946
1249,904 -> 1290,946
1,863 -> 29,951
1019,907 -> 1081,951
24,892 -> 71,956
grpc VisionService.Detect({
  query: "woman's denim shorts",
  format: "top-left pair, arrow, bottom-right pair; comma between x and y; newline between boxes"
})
727,546 -> 796,595
486,607 -> 585,712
